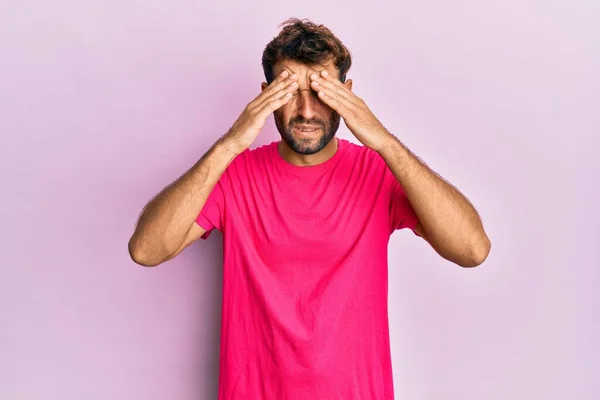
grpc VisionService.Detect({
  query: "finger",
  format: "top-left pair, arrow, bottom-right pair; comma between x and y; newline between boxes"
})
311,83 -> 355,115
310,71 -> 358,105
257,79 -> 298,110
248,71 -> 292,111
265,71 -> 300,97
256,91 -> 294,119
314,88 -> 345,114
311,80 -> 357,109
253,73 -> 298,109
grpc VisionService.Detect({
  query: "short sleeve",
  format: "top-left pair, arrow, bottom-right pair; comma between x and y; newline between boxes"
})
389,178 -> 420,235
195,179 -> 225,240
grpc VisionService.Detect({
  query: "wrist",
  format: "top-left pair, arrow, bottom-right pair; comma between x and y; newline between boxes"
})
218,134 -> 246,157
373,131 -> 397,155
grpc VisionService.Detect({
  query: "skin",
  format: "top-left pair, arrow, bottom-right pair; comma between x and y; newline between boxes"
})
261,59 -> 353,166
130,57 -> 491,268
129,70 -> 300,266
304,67 -> 491,267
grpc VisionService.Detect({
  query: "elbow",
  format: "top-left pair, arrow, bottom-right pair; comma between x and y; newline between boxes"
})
131,255 -> 162,268
128,238 -> 164,267
461,234 -> 491,268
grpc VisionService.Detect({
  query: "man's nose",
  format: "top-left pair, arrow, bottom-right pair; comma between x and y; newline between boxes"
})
296,89 -> 319,119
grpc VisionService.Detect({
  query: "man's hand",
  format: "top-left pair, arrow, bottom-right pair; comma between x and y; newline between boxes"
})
309,70 -> 392,152
224,71 -> 299,155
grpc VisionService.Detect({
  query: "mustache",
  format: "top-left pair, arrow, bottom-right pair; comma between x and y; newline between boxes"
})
290,119 -> 326,128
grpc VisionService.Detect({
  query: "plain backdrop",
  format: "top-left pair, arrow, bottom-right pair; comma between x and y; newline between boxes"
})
1,1 -> 598,399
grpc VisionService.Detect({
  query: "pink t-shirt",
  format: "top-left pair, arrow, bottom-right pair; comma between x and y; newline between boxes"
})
196,137 -> 419,399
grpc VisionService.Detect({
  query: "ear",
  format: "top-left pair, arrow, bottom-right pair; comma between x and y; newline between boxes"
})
344,79 -> 353,91
261,82 -> 267,92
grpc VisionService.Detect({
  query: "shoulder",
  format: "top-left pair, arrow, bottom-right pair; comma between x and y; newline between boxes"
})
220,141 -> 276,181
342,138 -> 389,173
247,141 -> 276,162
242,141 -> 275,161
223,141 -> 272,166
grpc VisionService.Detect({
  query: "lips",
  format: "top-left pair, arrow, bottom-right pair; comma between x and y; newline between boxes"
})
293,126 -> 320,138
294,125 -> 320,131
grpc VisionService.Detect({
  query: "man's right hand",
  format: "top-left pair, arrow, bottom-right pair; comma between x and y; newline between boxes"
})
223,70 -> 299,155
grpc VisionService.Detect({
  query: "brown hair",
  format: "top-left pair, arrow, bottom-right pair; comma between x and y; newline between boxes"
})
261,18 -> 352,84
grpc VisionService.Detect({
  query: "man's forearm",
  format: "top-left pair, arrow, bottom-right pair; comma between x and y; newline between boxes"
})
377,132 -> 491,267
128,136 -> 238,265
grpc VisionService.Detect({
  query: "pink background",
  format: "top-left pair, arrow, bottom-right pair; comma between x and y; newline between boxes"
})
1,1 -> 598,399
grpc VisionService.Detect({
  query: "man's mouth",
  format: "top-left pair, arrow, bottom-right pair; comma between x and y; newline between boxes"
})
294,125 -> 321,134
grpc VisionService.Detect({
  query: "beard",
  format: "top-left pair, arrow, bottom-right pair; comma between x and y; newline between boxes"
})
274,111 -> 341,155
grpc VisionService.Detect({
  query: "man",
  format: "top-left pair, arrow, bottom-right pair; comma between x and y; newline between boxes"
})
128,18 -> 490,400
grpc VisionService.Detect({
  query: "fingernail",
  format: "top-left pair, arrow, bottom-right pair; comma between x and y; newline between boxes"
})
281,71 -> 289,77
321,71 -> 329,77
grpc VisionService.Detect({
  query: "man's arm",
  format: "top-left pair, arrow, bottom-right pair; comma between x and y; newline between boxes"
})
128,138 -> 237,267
128,70 -> 300,267
378,134 -> 491,268
303,70 -> 490,267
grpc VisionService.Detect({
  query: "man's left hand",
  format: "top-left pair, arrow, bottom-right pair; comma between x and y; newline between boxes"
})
310,70 -> 391,152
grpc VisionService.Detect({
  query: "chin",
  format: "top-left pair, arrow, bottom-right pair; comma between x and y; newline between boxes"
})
285,132 -> 334,155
